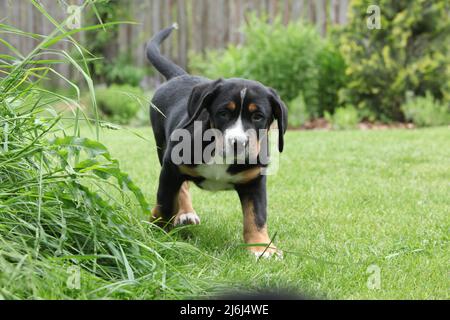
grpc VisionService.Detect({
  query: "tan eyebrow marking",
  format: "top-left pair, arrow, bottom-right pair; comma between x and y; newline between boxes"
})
226,101 -> 236,111
248,103 -> 257,112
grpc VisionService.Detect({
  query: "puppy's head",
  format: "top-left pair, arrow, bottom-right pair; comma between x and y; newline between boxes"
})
183,78 -> 288,161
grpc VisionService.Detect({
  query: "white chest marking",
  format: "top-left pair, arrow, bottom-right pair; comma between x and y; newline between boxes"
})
195,164 -> 241,191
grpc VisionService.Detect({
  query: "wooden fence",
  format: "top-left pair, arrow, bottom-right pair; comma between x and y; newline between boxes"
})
0,0 -> 350,85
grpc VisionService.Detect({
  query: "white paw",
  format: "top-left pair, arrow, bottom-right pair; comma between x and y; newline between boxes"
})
251,248 -> 283,260
174,212 -> 200,226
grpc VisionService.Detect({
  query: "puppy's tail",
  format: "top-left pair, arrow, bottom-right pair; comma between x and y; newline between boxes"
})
146,23 -> 187,80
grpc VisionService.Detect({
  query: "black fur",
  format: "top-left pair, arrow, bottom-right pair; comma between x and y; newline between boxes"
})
146,24 -> 187,80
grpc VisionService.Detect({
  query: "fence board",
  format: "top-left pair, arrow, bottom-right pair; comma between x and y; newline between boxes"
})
2,0 -> 350,83
339,0 -> 348,24
316,0 -> 327,36
177,0 -> 187,69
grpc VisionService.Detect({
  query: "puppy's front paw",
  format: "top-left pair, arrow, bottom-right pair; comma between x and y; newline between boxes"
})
248,245 -> 283,260
174,212 -> 200,226
150,206 -> 167,226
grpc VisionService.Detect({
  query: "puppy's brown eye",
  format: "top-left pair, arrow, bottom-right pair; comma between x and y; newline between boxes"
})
251,113 -> 264,122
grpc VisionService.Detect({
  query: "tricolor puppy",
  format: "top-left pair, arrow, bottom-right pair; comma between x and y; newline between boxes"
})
146,24 -> 287,258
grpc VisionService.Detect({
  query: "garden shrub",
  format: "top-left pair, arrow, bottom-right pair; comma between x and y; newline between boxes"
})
316,41 -> 347,116
189,14 -> 346,121
95,84 -> 145,124
325,105 -> 360,130
104,53 -> 147,87
81,0 -> 150,86
288,92 -> 310,127
338,0 -> 450,121
401,91 -> 450,127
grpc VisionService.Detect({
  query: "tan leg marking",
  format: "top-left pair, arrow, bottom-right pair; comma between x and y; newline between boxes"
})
235,167 -> 261,184
242,198 -> 282,259
151,192 -> 180,226
151,205 -> 162,221
174,181 -> 200,226
179,165 -> 200,177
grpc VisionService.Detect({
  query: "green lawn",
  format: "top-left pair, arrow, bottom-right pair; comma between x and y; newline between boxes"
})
96,126 -> 449,299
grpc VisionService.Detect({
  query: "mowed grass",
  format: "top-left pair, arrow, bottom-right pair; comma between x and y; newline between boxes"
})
96,126 -> 449,299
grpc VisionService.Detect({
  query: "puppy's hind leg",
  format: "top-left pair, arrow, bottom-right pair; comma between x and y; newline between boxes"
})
174,181 -> 200,226
151,162 -> 183,227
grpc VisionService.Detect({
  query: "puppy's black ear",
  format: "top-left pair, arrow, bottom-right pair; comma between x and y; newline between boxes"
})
268,88 -> 288,152
182,79 -> 223,128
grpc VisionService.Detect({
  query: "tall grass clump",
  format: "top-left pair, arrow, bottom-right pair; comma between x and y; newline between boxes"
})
0,1 -> 214,299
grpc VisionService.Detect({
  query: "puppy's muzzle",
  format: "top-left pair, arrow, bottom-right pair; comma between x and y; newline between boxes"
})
228,135 -> 248,154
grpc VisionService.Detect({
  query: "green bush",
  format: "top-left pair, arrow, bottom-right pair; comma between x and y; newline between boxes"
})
325,105 -> 360,130
189,15 -> 346,120
316,41 -> 347,115
401,92 -> 450,127
95,84 -> 145,124
338,0 -> 450,121
104,53 -> 147,87
288,92 -> 310,127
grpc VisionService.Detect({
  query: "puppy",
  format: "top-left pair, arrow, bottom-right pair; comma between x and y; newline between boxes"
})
146,24 -> 287,258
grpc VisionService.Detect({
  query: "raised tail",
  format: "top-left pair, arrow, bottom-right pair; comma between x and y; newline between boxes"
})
146,23 -> 187,80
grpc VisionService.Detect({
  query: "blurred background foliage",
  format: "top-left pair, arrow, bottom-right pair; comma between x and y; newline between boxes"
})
189,14 -> 348,125
338,0 -> 450,123
80,0 -> 150,86
92,84 -> 150,125
2,0 -> 448,128
191,0 -> 449,128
